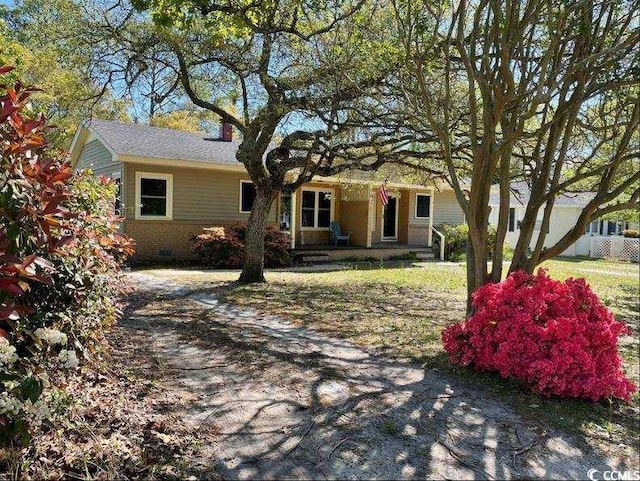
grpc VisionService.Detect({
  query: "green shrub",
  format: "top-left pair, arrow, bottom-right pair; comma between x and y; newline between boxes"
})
440,223 -> 467,260
192,222 -> 291,268
503,245 -> 515,261
436,223 -> 497,261
387,252 -> 418,261
0,68 -> 134,451
339,255 -> 380,262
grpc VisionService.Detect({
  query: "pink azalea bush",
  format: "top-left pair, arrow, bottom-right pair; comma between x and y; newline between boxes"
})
442,269 -> 636,402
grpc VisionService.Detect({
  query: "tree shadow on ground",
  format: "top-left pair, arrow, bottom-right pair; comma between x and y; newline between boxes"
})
615,284 -> 640,331
117,276 -> 621,479
213,276 -> 639,451
218,279 -> 464,362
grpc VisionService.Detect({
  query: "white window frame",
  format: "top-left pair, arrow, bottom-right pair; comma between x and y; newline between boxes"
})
586,219 -> 599,235
239,180 -> 255,213
300,187 -> 335,231
604,219 -> 621,236
414,193 -> 431,219
135,171 -> 173,220
381,194 -> 400,241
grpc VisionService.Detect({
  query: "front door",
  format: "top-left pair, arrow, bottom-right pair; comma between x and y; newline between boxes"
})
382,197 -> 398,240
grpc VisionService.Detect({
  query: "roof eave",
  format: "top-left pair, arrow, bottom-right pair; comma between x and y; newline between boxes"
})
69,120 -> 120,168
118,154 -> 247,172
68,123 -> 89,167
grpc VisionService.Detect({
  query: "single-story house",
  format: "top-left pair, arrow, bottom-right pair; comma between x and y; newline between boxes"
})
69,120 -> 465,261
488,182 -> 636,257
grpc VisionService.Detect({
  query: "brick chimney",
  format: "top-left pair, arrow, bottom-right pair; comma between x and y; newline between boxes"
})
219,122 -> 233,142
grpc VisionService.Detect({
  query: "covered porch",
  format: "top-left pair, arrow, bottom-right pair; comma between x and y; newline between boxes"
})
292,243 -> 437,263
280,179 -> 437,251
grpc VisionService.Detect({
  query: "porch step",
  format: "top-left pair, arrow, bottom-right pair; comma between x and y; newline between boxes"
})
296,252 -> 330,263
415,252 -> 436,260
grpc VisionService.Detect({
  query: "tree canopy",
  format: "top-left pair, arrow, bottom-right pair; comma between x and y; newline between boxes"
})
5,0 -> 637,293
114,0 -> 405,281
1,0 -> 131,148
392,0 -> 639,309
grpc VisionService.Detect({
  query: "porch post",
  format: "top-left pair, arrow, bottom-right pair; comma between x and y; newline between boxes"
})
366,184 -> 374,248
290,190 -> 297,250
428,187 -> 435,247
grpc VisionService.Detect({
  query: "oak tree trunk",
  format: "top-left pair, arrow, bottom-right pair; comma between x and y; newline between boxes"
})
238,187 -> 277,284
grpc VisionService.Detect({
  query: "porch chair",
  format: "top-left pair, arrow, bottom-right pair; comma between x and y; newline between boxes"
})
330,221 -> 351,247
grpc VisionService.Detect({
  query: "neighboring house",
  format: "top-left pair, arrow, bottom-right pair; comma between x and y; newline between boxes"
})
69,120 -> 465,261
488,182 -> 636,257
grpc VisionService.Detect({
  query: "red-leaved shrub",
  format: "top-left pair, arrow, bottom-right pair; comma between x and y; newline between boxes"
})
0,66 -> 135,448
191,222 -> 290,268
442,269 -> 637,402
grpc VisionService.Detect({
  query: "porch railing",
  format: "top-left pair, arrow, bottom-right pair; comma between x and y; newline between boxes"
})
432,226 -> 445,260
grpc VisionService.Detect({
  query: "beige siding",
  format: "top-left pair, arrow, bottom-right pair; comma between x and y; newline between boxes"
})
123,163 -> 276,223
122,163 -> 277,260
406,189 -> 431,246
338,184 -> 371,247
496,206 -> 585,256
76,139 -> 120,175
433,190 -> 465,225
339,200 -> 369,247
398,190 -> 410,244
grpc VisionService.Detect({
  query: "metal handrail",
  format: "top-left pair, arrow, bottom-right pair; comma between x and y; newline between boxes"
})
432,226 -> 445,260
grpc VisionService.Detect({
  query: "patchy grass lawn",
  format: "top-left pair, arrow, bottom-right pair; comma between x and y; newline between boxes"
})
154,257 -> 639,463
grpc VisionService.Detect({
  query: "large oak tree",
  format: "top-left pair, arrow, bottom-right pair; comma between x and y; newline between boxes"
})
45,0 -> 403,282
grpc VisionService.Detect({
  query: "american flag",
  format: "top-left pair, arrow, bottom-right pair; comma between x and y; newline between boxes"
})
378,184 -> 389,206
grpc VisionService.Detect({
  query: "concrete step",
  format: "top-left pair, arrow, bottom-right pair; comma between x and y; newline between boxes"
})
296,253 -> 330,263
416,252 -> 436,260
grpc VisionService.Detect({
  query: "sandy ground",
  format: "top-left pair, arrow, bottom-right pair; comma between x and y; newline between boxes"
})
122,271 -> 629,480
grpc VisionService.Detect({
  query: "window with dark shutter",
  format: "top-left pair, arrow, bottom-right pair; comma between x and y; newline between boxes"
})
508,207 -> 516,232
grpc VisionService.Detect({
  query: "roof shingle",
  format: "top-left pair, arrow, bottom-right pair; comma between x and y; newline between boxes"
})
88,119 -> 243,166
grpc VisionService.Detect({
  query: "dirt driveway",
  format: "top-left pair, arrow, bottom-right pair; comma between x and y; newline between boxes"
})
123,270 -> 624,480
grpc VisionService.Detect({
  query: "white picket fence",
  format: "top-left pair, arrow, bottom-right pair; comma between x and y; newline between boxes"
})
590,236 -> 640,262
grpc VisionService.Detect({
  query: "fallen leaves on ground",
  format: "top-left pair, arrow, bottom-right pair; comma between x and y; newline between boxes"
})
12,295 -> 220,480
